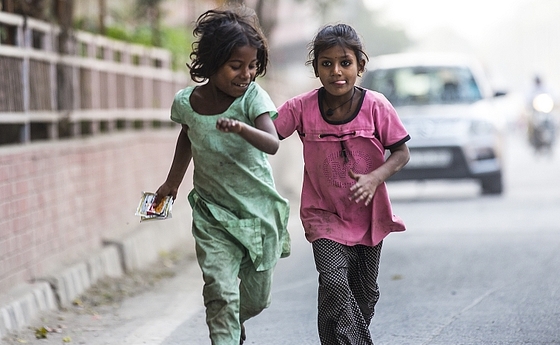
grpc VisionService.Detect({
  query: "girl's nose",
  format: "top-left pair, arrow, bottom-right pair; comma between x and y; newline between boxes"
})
241,67 -> 252,79
332,64 -> 342,75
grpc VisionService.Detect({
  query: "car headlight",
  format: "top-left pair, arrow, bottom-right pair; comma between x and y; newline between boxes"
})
469,119 -> 494,136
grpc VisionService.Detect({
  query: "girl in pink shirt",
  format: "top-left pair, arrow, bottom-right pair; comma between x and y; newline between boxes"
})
274,24 -> 410,345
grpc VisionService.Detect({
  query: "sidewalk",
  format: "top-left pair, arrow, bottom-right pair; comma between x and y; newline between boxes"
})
0,201 -> 195,340
0,127 -> 304,342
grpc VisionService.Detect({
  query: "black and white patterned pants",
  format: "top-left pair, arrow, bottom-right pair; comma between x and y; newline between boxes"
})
312,238 -> 383,345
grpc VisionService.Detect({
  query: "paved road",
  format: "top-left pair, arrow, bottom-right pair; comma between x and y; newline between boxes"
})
5,130 -> 559,345
159,130 -> 560,344
169,130 -> 560,345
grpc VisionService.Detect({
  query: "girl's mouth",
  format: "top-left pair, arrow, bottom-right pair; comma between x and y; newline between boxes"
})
234,83 -> 249,88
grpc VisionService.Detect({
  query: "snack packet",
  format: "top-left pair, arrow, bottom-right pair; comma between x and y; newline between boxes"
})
135,191 -> 173,222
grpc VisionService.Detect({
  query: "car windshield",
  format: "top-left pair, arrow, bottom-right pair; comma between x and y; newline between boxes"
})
364,66 -> 483,106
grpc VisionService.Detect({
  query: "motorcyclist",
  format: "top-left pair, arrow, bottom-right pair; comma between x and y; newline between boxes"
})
526,75 -> 557,153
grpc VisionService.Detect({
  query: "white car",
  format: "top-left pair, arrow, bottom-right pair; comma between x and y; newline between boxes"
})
361,52 -> 506,194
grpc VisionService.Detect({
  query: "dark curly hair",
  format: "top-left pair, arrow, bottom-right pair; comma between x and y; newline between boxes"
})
307,24 -> 369,77
188,5 -> 269,83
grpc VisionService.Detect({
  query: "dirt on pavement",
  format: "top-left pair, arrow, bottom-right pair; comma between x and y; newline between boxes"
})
1,249 -> 196,345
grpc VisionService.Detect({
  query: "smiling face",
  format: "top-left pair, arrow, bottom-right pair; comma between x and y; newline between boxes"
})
315,44 -> 365,98
209,44 -> 258,99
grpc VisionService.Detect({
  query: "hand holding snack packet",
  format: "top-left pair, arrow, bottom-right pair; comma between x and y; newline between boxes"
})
135,191 -> 173,222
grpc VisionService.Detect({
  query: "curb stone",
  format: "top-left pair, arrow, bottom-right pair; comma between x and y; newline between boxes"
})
0,282 -> 56,339
0,245 -> 121,338
0,208 -> 193,340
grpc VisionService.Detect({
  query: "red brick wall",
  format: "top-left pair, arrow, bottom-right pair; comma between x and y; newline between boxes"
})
0,130 -> 191,294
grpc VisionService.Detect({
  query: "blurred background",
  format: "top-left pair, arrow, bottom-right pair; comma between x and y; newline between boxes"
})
95,0 -> 560,99
1,1 -> 559,342
3,0 -> 560,123
93,0 -> 560,88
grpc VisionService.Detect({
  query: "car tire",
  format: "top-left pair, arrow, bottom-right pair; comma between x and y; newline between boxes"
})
480,172 -> 503,195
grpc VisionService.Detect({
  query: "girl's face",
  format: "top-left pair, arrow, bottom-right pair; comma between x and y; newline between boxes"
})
315,45 -> 365,97
210,45 -> 258,99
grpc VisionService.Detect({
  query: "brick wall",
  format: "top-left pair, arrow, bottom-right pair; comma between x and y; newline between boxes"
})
0,129 -> 193,294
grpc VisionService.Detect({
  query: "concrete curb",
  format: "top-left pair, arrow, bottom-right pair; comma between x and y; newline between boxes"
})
45,245 -> 124,308
0,205 -> 193,339
0,282 -> 56,339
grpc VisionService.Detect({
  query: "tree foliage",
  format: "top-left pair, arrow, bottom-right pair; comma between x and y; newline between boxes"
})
134,0 -> 165,46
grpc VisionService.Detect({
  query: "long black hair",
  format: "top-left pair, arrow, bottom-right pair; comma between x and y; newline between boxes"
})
188,5 -> 269,83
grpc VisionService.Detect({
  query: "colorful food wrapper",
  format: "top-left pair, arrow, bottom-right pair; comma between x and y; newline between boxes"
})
135,192 -> 173,222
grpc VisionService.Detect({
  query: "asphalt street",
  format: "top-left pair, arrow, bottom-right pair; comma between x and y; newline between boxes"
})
144,130 -> 560,345
165,130 -> 560,345
2,130 -> 559,345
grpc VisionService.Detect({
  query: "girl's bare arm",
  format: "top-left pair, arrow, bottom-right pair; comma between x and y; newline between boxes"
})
216,113 -> 279,154
154,125 -> 192,205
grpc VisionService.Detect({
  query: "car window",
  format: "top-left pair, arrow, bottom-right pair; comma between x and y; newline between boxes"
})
364,66 -> 483,106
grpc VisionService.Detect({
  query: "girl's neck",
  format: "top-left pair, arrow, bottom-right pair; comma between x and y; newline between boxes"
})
324,87 -> 355,116
191,83 -> 236,115
322,87 -> 360,120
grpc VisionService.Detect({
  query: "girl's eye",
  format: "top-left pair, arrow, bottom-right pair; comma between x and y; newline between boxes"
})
341,60 -> 351,67
230,63 -> 257,71
321,61 -> 332,67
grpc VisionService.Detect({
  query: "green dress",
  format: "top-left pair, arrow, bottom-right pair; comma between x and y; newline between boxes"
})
171,82 -> 291,271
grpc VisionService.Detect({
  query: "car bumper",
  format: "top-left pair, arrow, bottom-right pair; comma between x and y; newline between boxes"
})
389,146 -> 502,181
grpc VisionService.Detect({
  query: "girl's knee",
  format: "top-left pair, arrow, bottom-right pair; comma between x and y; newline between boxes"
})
242,288 -> 271,311
319,270 -> 350,296
239,298 -> 270,323
202,279 -> 238,309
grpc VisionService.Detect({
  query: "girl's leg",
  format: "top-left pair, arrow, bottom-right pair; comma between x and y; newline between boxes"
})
238,258 -> 273,324
193,221 -> 244,345
348,242 -> 383,327
312,239 -> 374,345
238,257 -> 274,326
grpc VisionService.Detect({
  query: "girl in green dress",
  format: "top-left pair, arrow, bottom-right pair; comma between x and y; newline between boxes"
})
153,5 -> 290,345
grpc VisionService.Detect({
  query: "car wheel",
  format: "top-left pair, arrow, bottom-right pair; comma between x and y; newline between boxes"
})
480,172 -> 503,195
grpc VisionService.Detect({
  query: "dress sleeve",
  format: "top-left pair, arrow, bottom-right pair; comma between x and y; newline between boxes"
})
245,83 -> 278,122
170,88 -> 189,124
275,97 -> 302,140
371,92 -> 410,149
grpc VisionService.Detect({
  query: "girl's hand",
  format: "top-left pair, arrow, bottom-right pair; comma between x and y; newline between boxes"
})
216,117 -> 244,133
154,182 -> 178,206
216,114 -> 279,154
348,170 -> 381,206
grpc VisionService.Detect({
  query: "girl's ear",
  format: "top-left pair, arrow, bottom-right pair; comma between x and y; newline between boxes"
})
358,59 -> 366,76
313,61 -> 319,77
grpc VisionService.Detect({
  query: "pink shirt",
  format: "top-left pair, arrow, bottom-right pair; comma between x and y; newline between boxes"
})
275,87 -> 410,246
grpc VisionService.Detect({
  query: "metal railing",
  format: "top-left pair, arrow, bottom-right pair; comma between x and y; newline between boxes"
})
0,11 -> 188,144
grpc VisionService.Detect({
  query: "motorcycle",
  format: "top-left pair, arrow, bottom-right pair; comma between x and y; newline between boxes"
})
528,93 -> 556,153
